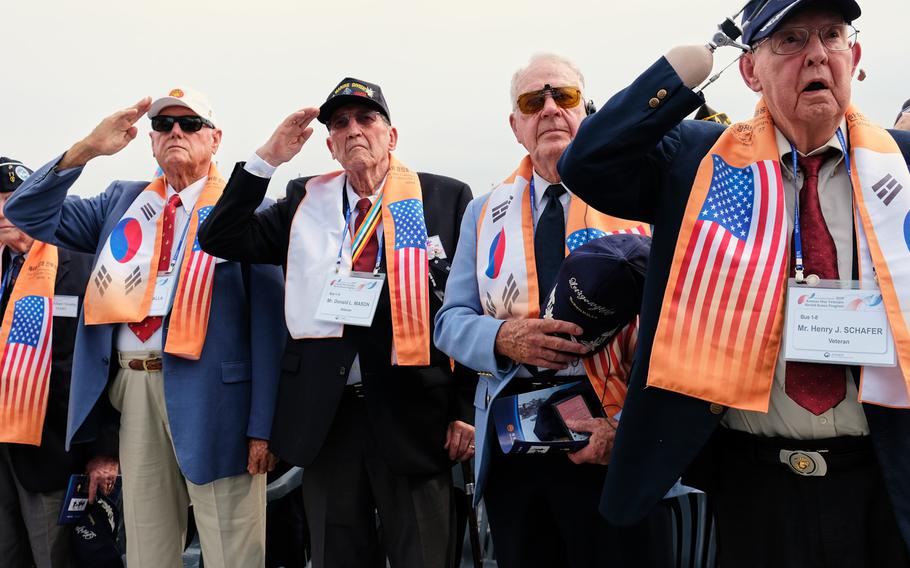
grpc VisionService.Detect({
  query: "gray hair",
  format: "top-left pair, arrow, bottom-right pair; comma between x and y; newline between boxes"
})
509,53 -> 586,110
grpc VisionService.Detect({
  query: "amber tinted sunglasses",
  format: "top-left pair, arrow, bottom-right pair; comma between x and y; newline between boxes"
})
516,84 -> 582,114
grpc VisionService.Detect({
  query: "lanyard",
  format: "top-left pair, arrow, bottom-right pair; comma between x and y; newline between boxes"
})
790,127 -> 853,284
164,206 -> 194,274
337,181 -> 384,274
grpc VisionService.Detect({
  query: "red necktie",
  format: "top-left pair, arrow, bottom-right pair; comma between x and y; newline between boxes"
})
129,193 -> 182,342
352,197 -> 379,272
785,153 -> 846,415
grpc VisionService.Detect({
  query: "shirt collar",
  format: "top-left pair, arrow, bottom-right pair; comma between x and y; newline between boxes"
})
531,170 -> 569,210
775,119 -> 847,178
345,174 -> 388,209
166,175 -> 208,213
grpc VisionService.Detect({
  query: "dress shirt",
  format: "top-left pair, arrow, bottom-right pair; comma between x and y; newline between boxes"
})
722,123 -> 870,439
116,175 -> 207,351
531,171 -> 571,228
244,154 -> 387,385
515,171 -> 582,378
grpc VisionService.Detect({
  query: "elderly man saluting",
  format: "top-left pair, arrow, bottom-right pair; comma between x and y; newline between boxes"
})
4,89 -> 285,568
559,0 -> 910,565
198,78 -> 475,568
434,54 -> 649,568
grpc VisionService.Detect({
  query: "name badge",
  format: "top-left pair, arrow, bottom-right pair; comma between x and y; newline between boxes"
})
53,295 -> 79,318
147,274 -> 179,316
427,235 -> 447,260
314,272 -> 385,327
783,279 -> 896,366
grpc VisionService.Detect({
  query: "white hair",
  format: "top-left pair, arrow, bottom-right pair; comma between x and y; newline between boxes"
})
509,53 -> 586,109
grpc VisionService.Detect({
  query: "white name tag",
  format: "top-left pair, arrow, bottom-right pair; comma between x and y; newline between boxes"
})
314,272 -> 385,327
147,274 -> 179,316
53,295 -> 79,318
427,235 -> 447,260
783,279 -> 896,366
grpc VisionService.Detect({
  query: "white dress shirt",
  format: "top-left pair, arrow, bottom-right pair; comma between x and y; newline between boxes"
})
116,176 -> 207,352
516,171 -> 582,378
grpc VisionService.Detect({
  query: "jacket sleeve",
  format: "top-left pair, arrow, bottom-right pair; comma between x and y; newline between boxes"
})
447,182 -> 479,425
5,154 -> 116,254
198,162 -> 294,265
433,196 -> 518,387
557,56 -> 707,224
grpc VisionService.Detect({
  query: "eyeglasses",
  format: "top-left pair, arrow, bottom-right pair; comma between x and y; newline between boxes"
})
328,110 -> 385,132
515,84 -> 582,115
757,23 -> 859,56
150,115 -> 215,133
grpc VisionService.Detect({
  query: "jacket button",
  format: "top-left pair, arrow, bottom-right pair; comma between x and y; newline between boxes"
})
102,356 -> 109,365
338,366 -> 347,376
649,97 -> 660,108
656,89 -> 668,100
709,403 -> 725,415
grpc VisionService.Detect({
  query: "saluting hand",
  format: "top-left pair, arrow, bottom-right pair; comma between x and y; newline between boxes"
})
494,319 -> 589,370
59,97 -> 153,170
256,108 -> 320,167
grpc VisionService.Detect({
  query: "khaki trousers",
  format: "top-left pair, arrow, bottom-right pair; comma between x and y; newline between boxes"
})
109,350 -> 266,568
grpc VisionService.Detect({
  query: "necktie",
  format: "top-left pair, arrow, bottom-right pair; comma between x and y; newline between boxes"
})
352,197 -> 379,272
1,254 -> 25,318
785,153 -> 845,415
534,184 -> 567,309
129,193 -> 182,342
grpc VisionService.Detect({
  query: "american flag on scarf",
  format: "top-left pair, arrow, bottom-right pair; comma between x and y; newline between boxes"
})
172,205 -> 216,335
0,296 -> 52,422
659,154 -> 787,397
387,198 -> 429,345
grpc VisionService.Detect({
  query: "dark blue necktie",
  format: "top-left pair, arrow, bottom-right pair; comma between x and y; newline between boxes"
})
534,184 -> 566,309
1,254 -> 25,318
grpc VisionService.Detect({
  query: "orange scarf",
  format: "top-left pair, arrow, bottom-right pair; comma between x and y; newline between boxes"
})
0,242 -> 58,445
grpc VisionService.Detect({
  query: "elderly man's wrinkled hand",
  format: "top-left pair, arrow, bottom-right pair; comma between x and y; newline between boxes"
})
565,416 -> 618,466
494,319 -> 589,370
61,97 -> 152,170
444,420 -> 475,462
247,438 -> 278,475
85,455 -> 120,504
256,108 -> 320,167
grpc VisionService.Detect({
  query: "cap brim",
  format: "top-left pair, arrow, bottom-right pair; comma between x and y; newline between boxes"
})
317,96 -> 388,124
745,0 -> 861,45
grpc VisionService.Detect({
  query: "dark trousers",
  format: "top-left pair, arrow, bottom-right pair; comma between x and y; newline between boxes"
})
709,429 -> 910,568
484,448 -> 635,568
301,392 -> 456,568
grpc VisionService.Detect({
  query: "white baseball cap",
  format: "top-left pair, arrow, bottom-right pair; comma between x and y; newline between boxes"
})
148,86 -> 217,126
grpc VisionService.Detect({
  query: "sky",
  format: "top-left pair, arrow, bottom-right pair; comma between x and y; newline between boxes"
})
4,0 -> 909,199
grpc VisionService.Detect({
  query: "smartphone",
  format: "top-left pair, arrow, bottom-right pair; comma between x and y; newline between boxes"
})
553,395 -> 593,442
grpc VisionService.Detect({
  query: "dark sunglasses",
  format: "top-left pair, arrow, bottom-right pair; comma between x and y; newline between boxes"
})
516,84 -> 582,115
150,115 -> 215,133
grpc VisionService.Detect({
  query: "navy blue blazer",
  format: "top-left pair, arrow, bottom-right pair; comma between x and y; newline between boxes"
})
4,156 -> 286,484
558,56 -> 910,547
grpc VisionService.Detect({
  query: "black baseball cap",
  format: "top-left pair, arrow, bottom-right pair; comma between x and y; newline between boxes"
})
741,0 -> 861,46
318,77 -> 391,125
1,158 -> 33,193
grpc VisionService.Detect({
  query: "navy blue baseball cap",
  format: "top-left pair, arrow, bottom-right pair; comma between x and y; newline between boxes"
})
542,234 -> 650,352
0,157 -> 32,193
742,0 -> 861,46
